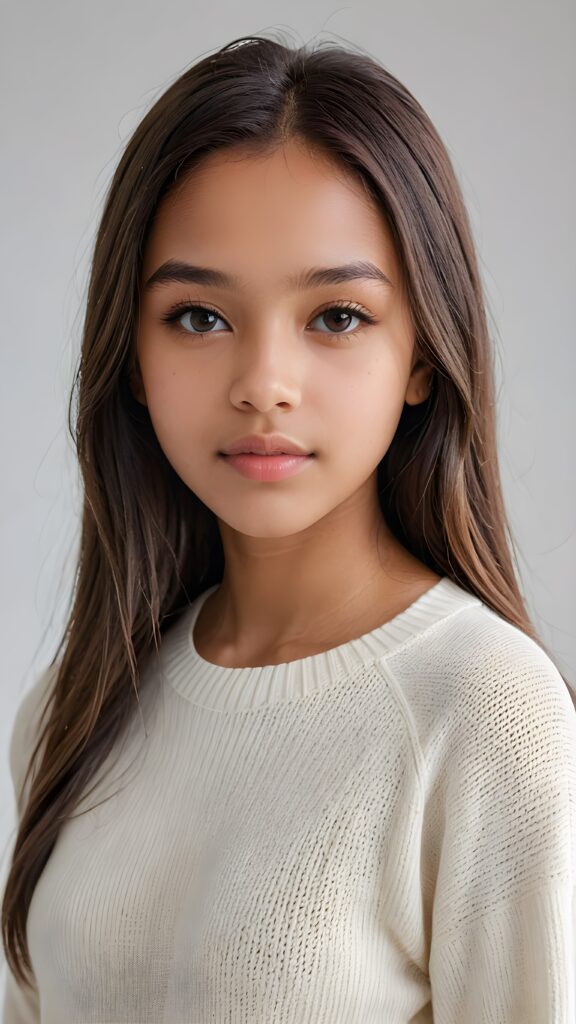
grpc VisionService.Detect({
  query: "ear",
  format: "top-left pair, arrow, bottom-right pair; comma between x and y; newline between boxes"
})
404,356 -> 434,406
127,358 -> 147,406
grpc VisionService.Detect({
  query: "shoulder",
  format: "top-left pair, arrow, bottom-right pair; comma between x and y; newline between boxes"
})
398,594 -> 573,713
8,661 -> 59,814
451,602 -> 573,718
384,597 -> 576,782
443,604 -> 576,773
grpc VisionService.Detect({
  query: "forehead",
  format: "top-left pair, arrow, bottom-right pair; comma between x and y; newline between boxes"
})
142,142 -> 398,288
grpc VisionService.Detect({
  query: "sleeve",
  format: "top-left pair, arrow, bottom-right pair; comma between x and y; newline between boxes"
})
2,663 -> 58,1024
427,640 -> 576,1023
1,971 -> 40,1024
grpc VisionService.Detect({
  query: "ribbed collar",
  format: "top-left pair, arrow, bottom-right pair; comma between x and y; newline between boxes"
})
162,577 -> 482,712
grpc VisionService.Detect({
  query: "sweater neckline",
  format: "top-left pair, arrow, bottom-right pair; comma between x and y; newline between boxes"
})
164,576 -> 482,712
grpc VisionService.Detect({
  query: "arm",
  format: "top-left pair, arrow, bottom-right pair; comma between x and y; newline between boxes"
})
2,664 -> 57,1024
427,640 -> 576,1022
429,881 -> 575,1021
2,969 -> 41,1024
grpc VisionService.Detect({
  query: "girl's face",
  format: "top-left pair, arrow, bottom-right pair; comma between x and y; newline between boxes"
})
134,140 -> 430,541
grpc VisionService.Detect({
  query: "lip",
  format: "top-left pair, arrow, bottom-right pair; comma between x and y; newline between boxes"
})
219,433 -> 313,456
219,452 -> 314,482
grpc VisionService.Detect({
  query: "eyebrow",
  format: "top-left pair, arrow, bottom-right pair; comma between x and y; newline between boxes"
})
144,259 -> 393,292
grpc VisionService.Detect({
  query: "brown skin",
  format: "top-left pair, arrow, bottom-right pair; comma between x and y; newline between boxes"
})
132,139 -> 440,667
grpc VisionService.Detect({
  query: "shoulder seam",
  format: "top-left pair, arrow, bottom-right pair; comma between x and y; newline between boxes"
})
378,601 -> 483,662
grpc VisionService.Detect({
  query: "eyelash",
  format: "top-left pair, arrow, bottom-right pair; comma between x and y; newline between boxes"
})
159,298 -> 378,342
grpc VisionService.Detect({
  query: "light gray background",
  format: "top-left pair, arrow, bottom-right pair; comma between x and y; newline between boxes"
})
1,0 -> 574,996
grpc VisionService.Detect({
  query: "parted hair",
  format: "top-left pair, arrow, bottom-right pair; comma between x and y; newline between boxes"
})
3,30 -> 572,989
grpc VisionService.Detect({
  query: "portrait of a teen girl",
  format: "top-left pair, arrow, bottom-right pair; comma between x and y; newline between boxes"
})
2,32 -> 575,1024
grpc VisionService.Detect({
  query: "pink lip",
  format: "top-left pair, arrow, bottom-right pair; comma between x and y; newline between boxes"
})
220,433 -> 312,456
219,453 -> 315,481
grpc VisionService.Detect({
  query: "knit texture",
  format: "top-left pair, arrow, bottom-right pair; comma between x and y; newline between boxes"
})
2,576 -> 576,1023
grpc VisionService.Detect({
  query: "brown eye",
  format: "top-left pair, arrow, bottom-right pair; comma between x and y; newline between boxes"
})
314,308 -> 359,333
178,307 -> 226,334
308,301 -> 377,338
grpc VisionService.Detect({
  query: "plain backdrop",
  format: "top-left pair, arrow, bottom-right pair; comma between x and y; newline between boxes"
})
1,0 -> 574,996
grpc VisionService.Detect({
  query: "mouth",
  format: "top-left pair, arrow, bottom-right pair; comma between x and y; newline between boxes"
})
218,451 -> 315,457
218,434 -> 314,457
217,451 -> 315,481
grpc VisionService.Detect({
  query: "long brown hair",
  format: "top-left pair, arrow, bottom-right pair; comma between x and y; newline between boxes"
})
3,30 -> 573,989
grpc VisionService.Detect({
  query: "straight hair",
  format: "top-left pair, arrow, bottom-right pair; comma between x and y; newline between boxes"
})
3,31 -> 573,988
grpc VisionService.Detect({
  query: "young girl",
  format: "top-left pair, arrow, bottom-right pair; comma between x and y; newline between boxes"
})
2,32 -> 575,1024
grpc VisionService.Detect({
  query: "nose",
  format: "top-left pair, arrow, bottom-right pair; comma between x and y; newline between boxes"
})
227,327 -> 304,412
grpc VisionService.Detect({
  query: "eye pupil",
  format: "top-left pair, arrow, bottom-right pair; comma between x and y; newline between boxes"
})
186,309 -> 218,331
324,309 -> 352,332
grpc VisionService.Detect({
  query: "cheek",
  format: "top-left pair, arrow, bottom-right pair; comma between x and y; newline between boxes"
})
314,353 -> 407,458
137,348 -> 213,458
138,343 -> 185,404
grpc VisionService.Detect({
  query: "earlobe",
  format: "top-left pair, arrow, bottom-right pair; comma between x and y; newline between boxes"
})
405,362 -> 434,406
127,361 -> 147,407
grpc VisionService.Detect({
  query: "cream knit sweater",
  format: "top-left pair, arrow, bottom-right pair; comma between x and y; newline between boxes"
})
2,576 -> 576,1022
